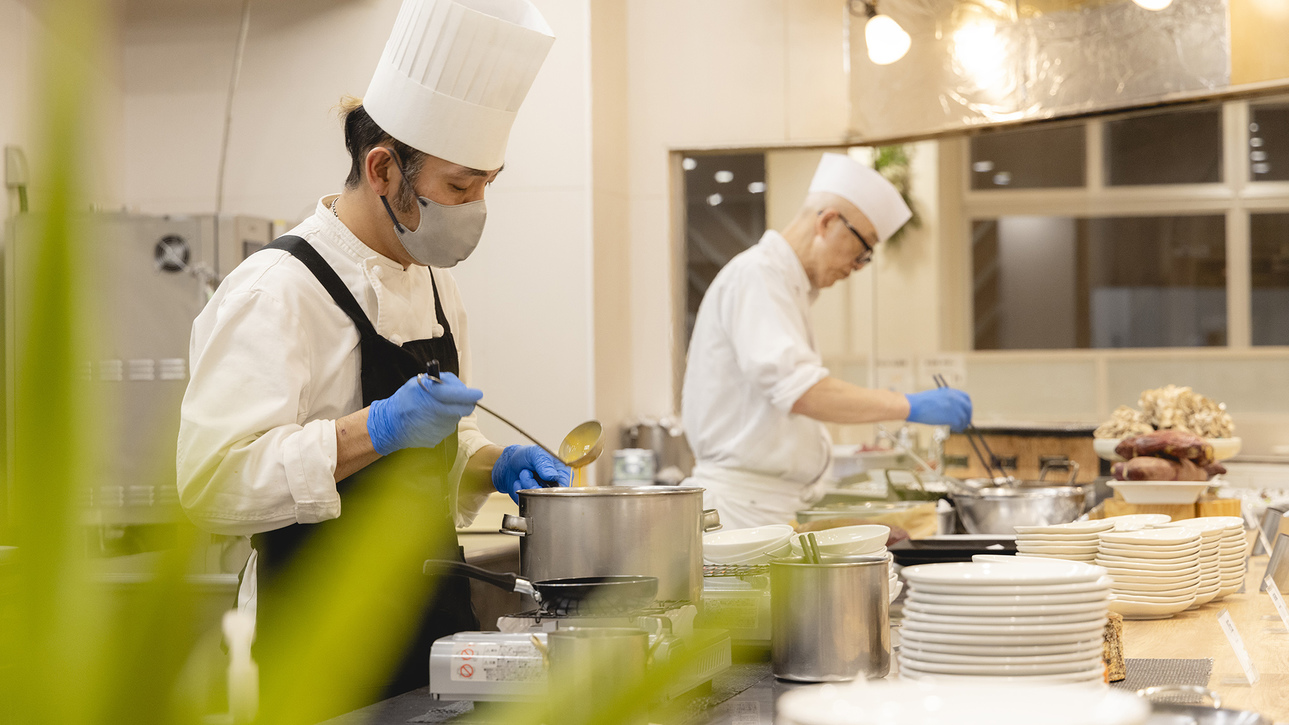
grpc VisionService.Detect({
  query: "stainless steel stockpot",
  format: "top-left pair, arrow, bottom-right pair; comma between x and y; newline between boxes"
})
501,486 -> 721,604
770,555 -> 890,682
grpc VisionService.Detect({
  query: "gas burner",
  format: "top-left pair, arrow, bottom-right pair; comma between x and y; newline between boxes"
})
496,601 -> 697,638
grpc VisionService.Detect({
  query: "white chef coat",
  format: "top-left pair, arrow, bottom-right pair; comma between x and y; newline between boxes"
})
177,195 -> 494,543
681,230 -> 831,528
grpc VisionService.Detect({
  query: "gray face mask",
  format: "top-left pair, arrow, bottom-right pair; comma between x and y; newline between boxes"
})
378,152 -> 487,268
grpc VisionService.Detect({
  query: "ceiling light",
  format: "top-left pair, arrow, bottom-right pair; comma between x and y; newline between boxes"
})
714,170 -> 734,183
1132,0 -> 1172,9
682,157 -> 697,171
865,12 -> 911,65
972,160 -> 995,173
748,182 -> 766,194
707,193 -> 723,206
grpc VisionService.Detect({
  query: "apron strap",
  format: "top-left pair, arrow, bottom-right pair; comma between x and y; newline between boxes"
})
263,235 -> 380,341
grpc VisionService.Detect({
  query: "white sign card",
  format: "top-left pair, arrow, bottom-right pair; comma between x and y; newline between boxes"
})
1265,576 -> 1289,632
1217,609 -> 1260,685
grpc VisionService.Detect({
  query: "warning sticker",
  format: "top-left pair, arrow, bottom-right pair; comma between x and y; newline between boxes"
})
449,641 -> 545,683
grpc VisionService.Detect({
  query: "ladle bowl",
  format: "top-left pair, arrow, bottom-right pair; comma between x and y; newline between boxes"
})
559,420 -> 605,469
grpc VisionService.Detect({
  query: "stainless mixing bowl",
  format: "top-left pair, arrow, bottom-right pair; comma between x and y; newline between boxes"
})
950,485 -> 1087,535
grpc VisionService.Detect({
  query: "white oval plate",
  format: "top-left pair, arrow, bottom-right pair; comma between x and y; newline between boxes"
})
905,598 -> 1109,617
1109,596 -> 1195,618
1017,544 -> 1102,555
1100,528 -> 1202,546
904,611 -> 1106,628
1094,555 -> 1198,571
907,576 -> 1114,597
1014,521 -> 1114,535
1111,590 -> 1196,604
1112,577 -> 1200,593
897,654 -> 1104,676
899,645 -> 1102,666
1015,533 -> 1103,543
1100,514 -> 1173,530
1096,545 -> 1201,560
902,618 -> 1106,636
1015,553 -> 1097,563
1100,538 -> 1205,553
898,627 -> 1106,646
894,637 -> 1102,657
898,664 -> 1108,685
901,560 -> 1106,586
906,589 -> 1110,607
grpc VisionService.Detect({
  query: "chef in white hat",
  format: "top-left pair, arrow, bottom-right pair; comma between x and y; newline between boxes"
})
177,0 -> 560,714
681,152 -> 972,530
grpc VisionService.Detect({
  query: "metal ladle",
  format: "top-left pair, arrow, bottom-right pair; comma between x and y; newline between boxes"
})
418,363 -> 604,473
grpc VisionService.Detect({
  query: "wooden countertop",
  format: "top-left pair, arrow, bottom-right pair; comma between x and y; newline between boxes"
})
1123,554 -> 1289,721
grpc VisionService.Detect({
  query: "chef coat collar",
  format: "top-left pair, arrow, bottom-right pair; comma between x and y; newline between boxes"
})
758,230 -> 816,301
315,195 -> 406,273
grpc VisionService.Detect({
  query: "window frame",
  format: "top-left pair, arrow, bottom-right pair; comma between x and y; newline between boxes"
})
942,97 -> 1289,353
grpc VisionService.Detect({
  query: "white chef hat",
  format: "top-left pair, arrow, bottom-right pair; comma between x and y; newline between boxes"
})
808,152 -> 912,243
364,0 -> 555,171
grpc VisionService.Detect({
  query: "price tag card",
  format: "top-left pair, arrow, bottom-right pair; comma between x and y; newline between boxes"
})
1217,609 -> 1260,685
1266,576 -> 1289,632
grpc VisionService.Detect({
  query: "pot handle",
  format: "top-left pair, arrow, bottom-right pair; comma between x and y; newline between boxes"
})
1038,458 -> 1080,486
1134,685 -> 1221,709
422,559 -> 540,601
499,513 -> 528,536
702,508 -> 722,532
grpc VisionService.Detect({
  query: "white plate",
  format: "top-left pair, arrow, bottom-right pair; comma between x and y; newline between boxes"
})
898,653 -> 1104,676
905,599 -> 1109,617
1095,436 -> 1241,462
901,560 -> 1106,586
1100,528 -> 1202,546
1098,567 -> 1201,583
903,617 -> 1107,636
898,645 -> 1103,666
1094,555 -> 1198,571
904,612 -> 1106,629
898,665 -> 1108,685
1108,481 -> 1210,505
894,638 -> 1102,656
907,576 -> 1114,597
1111,590 -> 1197,604
898,627 -> 1106,646
702,524 -> 793,561
1014,521 -> 1114,535
906,589 -> 1110,606
1096,544 -> 1201,560
776,679 -> 1148,725
1100,514 -> 1173,530
1109,596 -> 1196,619
1017,544 -> 1102,554
1101,538 -> 1205,553
1015,553 -> 1097,562
1015,533 -> 1103,543
1112,577 -> 1200,593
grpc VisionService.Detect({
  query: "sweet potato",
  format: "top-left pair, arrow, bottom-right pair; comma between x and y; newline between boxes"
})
1119,457 -> 1179,481
1203,461 -> 1227,479
1115,430 -> 1211,464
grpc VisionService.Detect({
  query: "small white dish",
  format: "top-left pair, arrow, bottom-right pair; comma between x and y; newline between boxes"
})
1109,596 -> 1196,619
1014,521 -> 1114,535
905,598 -> 1108,617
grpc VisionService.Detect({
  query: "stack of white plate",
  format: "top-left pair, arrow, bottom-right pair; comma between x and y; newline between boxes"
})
703,524 -> 794,565
777,681 -> 1150,725
898,560 -> 1111,684
1013,521 -> 1113,563
1161,516 -> 1248,599
1096,527 -> 1202,619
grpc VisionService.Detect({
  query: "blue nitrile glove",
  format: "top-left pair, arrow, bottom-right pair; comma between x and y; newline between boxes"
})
366,372 -> 482,455
492,445 -> 573,503
906,388 -> 973,432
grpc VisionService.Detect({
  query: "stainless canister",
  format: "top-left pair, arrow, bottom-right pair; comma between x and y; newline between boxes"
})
770,555 -> 890,682
501,486 -> 721,603
1254,501 -> 1289,556
547,627 -> 650,725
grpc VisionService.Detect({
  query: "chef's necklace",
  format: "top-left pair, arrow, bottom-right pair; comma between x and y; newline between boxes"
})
330,197 -> 339,217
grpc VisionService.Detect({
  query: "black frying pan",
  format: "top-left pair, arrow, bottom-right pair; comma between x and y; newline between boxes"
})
422,560 -> 658,615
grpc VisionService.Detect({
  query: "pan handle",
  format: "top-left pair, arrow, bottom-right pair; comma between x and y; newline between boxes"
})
702,509 -> 722,532
499,513 -> 528,536
422,559 -> 540,601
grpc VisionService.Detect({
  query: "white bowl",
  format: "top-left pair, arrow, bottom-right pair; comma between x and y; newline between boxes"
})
703,524 -> 794,562
1109,596 -> 1196,619
776,680 -> 1149,725
790,524 -> 890,557
1094,436 -> 1241,462
1108,481 -> 1210,505
903,560 -> 1106,586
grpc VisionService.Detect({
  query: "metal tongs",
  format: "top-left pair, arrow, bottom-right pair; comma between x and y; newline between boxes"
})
933,374 -> 1009,485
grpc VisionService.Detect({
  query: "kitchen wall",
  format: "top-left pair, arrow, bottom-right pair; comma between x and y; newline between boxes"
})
118,0 -> 597,459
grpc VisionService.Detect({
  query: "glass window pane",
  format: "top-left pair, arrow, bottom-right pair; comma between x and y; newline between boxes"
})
1249,102 -> 1289,181
1251,212 -> 1289,345
969,124 -> 1086,190
683,153 -> 767,346
973,215 -> 1227,350
1105,107 -> 1222,186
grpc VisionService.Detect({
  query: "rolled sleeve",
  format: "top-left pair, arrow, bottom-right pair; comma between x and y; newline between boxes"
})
178,286 -> 342,536
721,265 -> 831,413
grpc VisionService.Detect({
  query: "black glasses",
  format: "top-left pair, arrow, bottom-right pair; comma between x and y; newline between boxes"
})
837,215 -> 876,265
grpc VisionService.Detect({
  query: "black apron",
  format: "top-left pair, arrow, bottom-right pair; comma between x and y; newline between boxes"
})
249,236 -> 477,717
